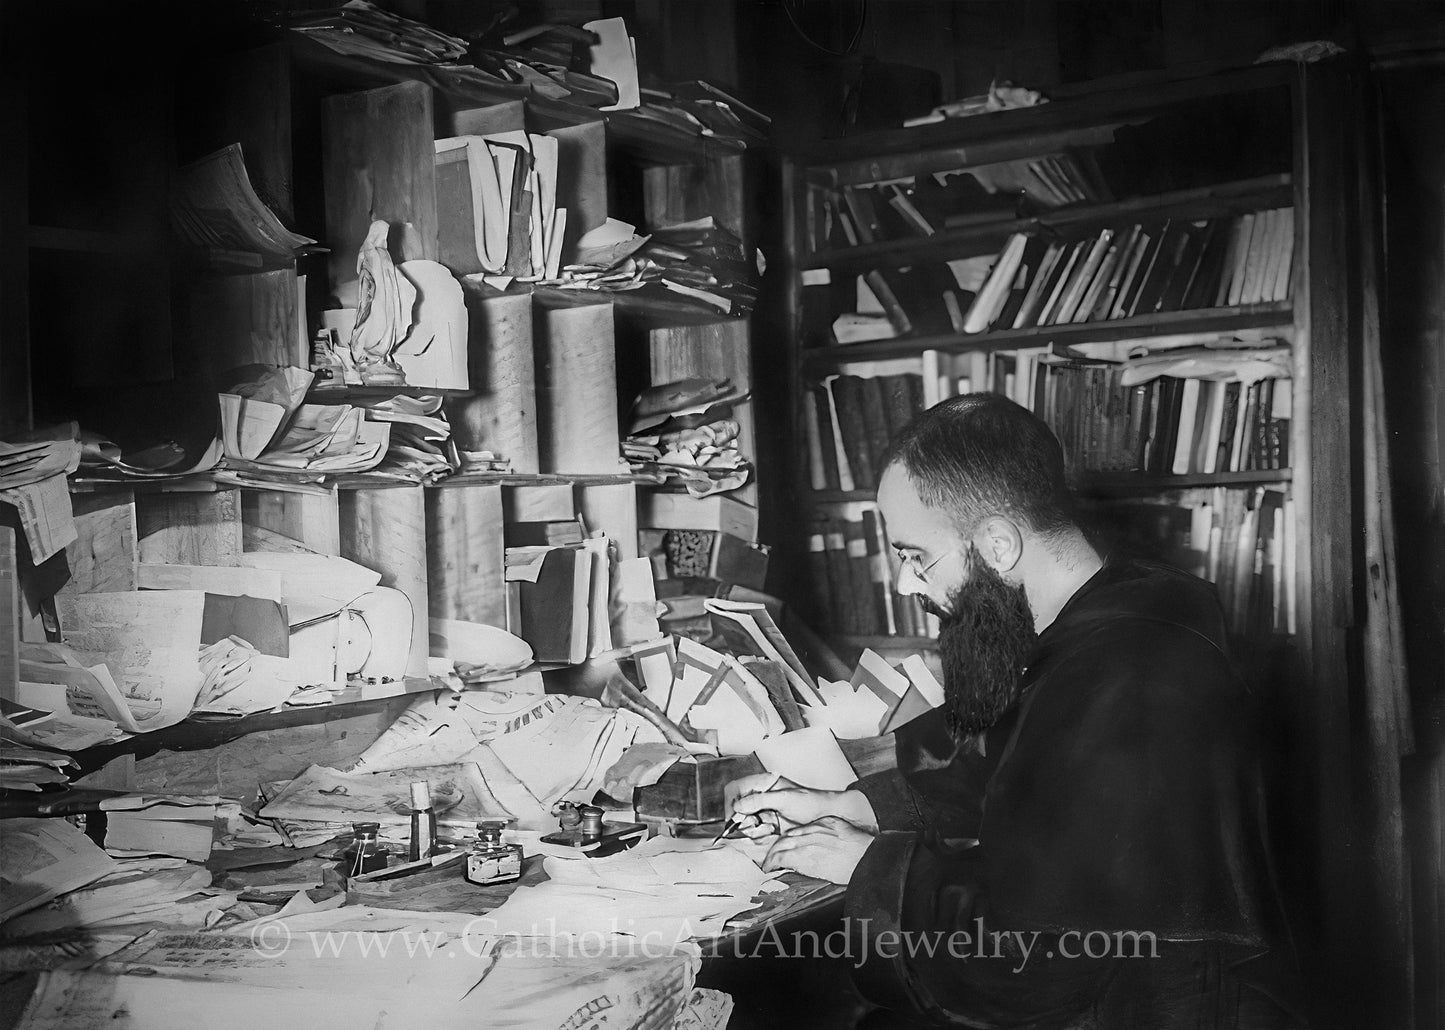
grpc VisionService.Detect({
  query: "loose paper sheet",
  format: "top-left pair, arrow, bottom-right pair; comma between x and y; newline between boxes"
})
0,817 -> 115,923
54,591 -> 205,733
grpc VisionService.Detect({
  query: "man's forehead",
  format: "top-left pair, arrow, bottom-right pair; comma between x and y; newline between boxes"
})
877,466 -> 956,546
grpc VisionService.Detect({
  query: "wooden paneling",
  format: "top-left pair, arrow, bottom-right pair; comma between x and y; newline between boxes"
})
426,483 -> 507,628
532,290 -> 620,474
339,486 -> 428,678
447,284 -> 538,471
321,81 -> 438,298
59,492 -> 137,596
241,488 -> 340,556
135,490 -> 242,566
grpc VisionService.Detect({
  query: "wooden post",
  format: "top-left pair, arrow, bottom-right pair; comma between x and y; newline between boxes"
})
242,488 -> 341,556
338,486 -> 428,678
135,489 -> 243,566
426,483 -> 507,629
448,283 -> 539,472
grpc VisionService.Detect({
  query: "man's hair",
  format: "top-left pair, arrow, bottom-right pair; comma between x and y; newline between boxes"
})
881,392 -> 1075,537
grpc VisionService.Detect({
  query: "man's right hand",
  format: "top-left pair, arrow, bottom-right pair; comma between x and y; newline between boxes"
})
728,777 -> 879,836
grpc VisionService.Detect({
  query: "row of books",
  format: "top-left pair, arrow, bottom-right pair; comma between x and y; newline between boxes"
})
804,355 -> 1291,491
1092,486 -> 1295,637
817,206 -> 1295,347
957,208 -> 1295,336
815,150 -> 1111,252
804,372 -> 924,492
807,507 -> 941,641
984,354 -> 1292,476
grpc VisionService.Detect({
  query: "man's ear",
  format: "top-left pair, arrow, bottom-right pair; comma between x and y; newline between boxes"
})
974,516 -> 1023,573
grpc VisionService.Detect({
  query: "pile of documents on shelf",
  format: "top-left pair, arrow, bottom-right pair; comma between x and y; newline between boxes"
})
466,15 -> 639,108
502,519 -> 663,666
172,143 -> 316,269
434,129 -> 571,282
516,216 -> 760,318
288,0 -> 468,65
0,426 -> 82,565
622,378 -> 752,497
218,365 -> 388,478
614,80 -> 771,150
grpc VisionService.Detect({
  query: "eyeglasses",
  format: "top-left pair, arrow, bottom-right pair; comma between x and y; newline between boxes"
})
894,548 -> 957,583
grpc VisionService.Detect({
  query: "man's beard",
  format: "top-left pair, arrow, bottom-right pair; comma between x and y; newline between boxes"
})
920,550 -> 1038,740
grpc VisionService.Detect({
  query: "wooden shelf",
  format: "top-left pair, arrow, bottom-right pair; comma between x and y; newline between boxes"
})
1077,468 -> 1292,496
805,174 -> 1293,272
799,64 -> 1291,187
69,469 -> 664,495
802,302 -> 1292,369
806,469 -> 1292,505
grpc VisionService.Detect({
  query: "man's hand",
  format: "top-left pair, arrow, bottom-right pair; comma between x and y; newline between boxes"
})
762,816 -> 875,885
727,779 -> 879,836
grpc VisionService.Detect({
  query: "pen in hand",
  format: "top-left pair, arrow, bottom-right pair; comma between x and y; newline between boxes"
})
710,772 -> 783,845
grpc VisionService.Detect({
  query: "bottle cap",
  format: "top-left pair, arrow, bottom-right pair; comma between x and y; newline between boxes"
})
410,781 -> 431,809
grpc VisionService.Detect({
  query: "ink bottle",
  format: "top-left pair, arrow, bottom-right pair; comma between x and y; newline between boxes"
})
408,780 -> 439,861
341,821 -> 388,877
465,821 -> 523,886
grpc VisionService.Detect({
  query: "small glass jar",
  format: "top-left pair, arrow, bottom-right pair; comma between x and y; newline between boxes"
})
465,821 -> 523,886
340,821 -> 388,877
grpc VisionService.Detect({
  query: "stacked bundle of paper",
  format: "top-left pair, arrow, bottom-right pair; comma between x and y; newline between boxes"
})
15,913 -> 703,1030
0,426 -> 82,565
463,16 -> 638,109
255,695 -> 664,845
435,130 -> 568,282
482,834 -> 778,944
622,377 -> 752,497
354,394 -> 459,482
217,366 -> 391,480
289,0 -> 468,64
171,143 -> 315,267
614,80 -> 770,149
0,744 -> 76,792
504,533 -> 661,664
805,649 -> 946,740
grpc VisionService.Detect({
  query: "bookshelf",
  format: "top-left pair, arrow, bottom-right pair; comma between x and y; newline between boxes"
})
4,18 -> 766,740
777,61 -> 1352,678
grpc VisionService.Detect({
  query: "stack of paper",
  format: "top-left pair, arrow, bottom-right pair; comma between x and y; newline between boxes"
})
802,649 -> 945,739
435,128 -> 566,281
0,745 -> 76,792
216,365 -> 392,478
171,143 -> 315,264
482,696 -> 663,811
50,591 -> 206,734
0,427 -> 82,563
1,856 -> 231,939
481,834 -> 776,944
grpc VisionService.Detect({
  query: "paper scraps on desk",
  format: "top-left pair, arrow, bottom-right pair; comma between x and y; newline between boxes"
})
0,818 -> 115,925
800,649 -> 944,739
480,836 -> 777,945
1,857 -> 230,940
51,591 -> 206,733
350,692 -> 575,773
483,697 -> 664,809
258,762 -> 517,833
16,916 -> 700,1030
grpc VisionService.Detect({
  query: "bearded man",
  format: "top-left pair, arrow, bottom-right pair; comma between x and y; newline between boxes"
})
731,393 -> 1303,1029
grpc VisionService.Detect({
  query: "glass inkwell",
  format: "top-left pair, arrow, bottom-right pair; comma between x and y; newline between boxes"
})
340,821 -> 389,878
465,820 -> 523,886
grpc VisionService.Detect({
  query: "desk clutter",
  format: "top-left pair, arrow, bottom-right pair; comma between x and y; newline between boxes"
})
0,596 -> 939,1029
